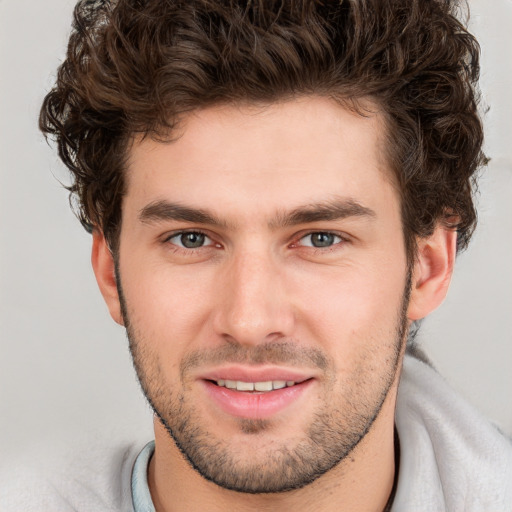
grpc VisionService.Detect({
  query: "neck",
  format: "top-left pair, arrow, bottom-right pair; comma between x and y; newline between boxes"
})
148,380 -> 399,512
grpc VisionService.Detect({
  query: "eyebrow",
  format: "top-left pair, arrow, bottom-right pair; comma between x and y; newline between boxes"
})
139,201 -> 230,228
273,199 -> 376,228
138,198 -> 376,229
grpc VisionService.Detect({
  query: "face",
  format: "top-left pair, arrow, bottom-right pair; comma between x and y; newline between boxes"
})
116,98 -> 410,493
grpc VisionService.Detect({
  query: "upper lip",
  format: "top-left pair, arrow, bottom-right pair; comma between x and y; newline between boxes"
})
198,366 -> 315,383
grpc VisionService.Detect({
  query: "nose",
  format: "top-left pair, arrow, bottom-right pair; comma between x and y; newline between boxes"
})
212,249 -> 295,346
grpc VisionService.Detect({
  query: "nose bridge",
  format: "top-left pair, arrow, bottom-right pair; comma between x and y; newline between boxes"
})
214,245 -> 292,345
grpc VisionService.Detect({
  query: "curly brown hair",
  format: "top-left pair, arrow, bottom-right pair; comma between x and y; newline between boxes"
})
39,0 -> 486,258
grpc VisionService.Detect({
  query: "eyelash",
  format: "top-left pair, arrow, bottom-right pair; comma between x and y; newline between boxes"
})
163,230 -> 348,255
163,230 -> 216,252
293,232 -> 345,250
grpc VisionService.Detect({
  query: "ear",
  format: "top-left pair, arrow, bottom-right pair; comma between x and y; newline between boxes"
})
407,225 -> 457,321
91,230 -> 124,326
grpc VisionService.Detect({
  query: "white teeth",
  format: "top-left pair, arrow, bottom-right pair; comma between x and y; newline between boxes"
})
254,381 -> 273,392
215,379 -> 297,391
236,381 -> 254,391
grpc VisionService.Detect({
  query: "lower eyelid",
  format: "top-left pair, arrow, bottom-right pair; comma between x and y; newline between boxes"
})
165,232 -> 213,248
298,233 -> 343,247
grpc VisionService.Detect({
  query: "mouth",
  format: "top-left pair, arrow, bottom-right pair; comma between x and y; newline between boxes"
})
201,373 -> 314,420
211,379 -> 300,392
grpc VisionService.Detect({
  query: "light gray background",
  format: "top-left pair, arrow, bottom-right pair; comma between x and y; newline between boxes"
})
1,0 -> 511,461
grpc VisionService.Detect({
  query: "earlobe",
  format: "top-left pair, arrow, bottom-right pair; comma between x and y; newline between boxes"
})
91,231 -> 124,326
407,225 -> 457,321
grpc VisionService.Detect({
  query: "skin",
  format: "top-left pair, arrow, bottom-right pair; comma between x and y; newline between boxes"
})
92,97 -> 456,511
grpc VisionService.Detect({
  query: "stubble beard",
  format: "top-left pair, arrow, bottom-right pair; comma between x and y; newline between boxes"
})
117,267 -> 410,494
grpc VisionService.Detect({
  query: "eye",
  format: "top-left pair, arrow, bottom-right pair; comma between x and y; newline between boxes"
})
298,232 -> 343,248
167,231 -> 214,249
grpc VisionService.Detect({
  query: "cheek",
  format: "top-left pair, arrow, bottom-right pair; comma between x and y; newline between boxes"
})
291,260 -> 407,351
120,259 -> 216,351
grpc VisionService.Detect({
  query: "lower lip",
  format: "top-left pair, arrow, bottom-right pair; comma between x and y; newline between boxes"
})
202,380 -> 313,420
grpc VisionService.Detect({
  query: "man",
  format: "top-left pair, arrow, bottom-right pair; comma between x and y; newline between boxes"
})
4,0 -> 512,510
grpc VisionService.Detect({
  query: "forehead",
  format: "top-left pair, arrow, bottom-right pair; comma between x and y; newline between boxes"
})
124,97 -> 398,223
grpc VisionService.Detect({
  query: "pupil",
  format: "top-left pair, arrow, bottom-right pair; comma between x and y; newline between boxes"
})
181,232 -> 205,248
312,233 -> 334,247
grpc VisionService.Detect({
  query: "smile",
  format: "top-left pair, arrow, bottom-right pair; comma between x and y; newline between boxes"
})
203,377 -> 313,420
214,379 -> 296,392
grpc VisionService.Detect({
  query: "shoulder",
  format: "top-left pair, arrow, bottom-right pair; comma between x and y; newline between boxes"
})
0,437 -> 146,512
393,353 -> 512,511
